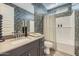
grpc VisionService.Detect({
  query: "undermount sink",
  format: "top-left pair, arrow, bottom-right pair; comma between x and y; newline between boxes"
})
8,36 -> 35,45
10,37 -> 29,45
11,40 -> 27,45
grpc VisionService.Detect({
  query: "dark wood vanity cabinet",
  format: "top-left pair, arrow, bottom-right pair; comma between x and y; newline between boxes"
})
21,47 -> 38,56
0,37 -> 44,56
39,38 -> 44,56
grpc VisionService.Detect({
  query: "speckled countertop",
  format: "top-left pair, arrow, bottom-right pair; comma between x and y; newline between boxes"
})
0,33 -> 44,54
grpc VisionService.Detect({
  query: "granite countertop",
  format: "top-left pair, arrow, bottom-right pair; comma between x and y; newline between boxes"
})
0,33 -> 44,54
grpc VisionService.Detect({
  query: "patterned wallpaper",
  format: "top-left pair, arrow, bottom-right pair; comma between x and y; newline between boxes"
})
34,4 -> 46,34
34,13 -> 44,34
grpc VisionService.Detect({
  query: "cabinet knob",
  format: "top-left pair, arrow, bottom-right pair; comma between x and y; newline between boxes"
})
58,24 -> 59,27
58,24 -> 62,27
60,24 -> 62,27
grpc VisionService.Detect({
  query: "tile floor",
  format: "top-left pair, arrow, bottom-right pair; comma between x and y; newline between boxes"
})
50,49 -> 72,56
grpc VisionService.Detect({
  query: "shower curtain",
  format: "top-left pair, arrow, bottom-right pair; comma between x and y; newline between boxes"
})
43,15 -> 56,50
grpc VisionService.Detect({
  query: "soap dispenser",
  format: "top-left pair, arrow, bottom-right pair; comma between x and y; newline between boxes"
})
22,19 -> 27,37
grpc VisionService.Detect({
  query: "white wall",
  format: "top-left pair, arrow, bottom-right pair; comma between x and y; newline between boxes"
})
0,4 -> 14,36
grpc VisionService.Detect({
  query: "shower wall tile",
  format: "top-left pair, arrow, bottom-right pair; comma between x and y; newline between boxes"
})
34,13 -> 44,34
75,11 -> 79,55
34,3 -> 47,34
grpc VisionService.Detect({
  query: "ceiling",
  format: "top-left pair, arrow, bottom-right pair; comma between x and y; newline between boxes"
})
42,3 -> 66,10
42,3 -> 56,10
13,3 -> 65,13
13,3 -> 34,14
12,3 -> 79,19
13,3 -> 68,14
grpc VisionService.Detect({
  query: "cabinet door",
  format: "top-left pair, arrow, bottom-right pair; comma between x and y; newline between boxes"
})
39,38 -> 44,56
21,48 -> 38,56
28,47 -> 38,56
56,18 -> 61,28
56,16 -> 72,27
56,27 -> 62,43
61,28 -> 74,45
56,27 -> 75,55
20,51 -> 29,56
39,47 -> 44,56
56,27 -> 74,44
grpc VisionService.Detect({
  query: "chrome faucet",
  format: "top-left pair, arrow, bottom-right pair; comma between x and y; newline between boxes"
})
12,31 -> 23,40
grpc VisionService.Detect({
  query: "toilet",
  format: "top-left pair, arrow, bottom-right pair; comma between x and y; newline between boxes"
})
44,41 -> 53,55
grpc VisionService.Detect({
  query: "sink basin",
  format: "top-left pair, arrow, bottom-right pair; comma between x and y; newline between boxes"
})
11,40 -> 26,45
10,37 -> 29,45
9,36 -> 35,45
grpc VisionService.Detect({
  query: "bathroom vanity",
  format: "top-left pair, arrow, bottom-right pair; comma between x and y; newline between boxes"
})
0,35 -> 44,56
0,4 -> 45,56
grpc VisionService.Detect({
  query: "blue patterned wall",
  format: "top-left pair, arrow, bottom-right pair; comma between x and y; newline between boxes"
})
14,7 -> 30,32
33,3 -> 46,34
